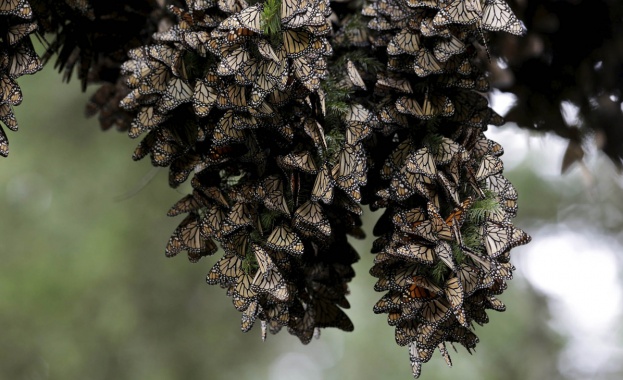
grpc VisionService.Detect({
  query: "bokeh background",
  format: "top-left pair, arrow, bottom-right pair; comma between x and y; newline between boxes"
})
1,64 -> 622,379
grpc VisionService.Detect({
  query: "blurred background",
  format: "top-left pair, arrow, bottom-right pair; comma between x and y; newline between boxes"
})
1,64 -> 623,379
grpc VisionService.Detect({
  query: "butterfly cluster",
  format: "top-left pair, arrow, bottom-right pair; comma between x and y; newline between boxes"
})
0,0 -> 41,157
359,0 -> 530,377
488,0 -> 623,171
114,0 -> 371,343
1,0 -> 532,378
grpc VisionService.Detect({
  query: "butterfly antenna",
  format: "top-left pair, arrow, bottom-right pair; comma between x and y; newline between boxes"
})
478,24 -> 491,63
114,167 -> 161,201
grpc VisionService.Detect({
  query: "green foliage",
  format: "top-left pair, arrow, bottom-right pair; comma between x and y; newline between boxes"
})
261,0 -> 281,36
469,190 -> 502,225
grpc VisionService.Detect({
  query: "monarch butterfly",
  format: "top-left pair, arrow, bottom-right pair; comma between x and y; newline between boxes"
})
313,298 -> 354,332
8,40 -> 41,78
129,106 -> 166,138
167,213 -> 218,260
377,72 -> 413,93
249,98 -> 277,118
252,267 -> 290,301
346,60 -> 366,90
334,143 -> 366,185
336,23 -> 369,47
293,200 -> 331,237
191,80 -> 217,117
285,8 -> 325,30
396,95 -> 424,117
433,35 -> 466,63
409,343 -> 424,378
395,323 -> 418,347
301,117 -> 327,150
444,276 -> 467,326
251,243 -> 278,274
393,207 -> 426,232
388,29 -> 421,56
379,103 -> 410,129
437,171 -> 461,206
485,295 -> 506,312
449,90 -> 488,123
475,154 -> 504,181
488,110 -> 505,126
426,203 -> 452,241
221,202 -> 254,236
266,224 -> 304,256
419,18 -> 450,38
430,137 -> 465,165
198,206 -> 225,241
257,175 -> 290,215
206,253 -> 244,286
167,192 -> 205,217
265,53 -> 289,89
151,130 -> 184,167
403,219 -> 438,243
404,0 -> 438,10
235,4 -> 263,33
407,276 -> 442,299
147,45 -> 182,72
231,272 -> 258,310
366,14 -> 393,31
480,221 -> 526,258
482,0 -> 526,35
438,342 -> 454,368
390,169 -> 431,202
456,264 -> 482,297
256,39 -> 280,63
420,297 -> 452,325
279,150 -> 318,174
287,301 -> 314,343
419,92 -> 455,119
455,57 -> 474,76
212,111 -> 246,146
217,230 -> 247,258
292,55 -> 321,91
265,302 -> 290,331
157,77 -> 193,112
185,0 -> 213,11
6,22 -> 36,46
413,48 -> 444,77
485,174 -> 514,199
373,291 -> 404,314
0,0 -> 32,19
1,75 -> 23,106
138,62 -> 171,95
434,0 -> 481,27
217,45 -> 249,77
283,29 -> 311,58
395,243 -> 436,264
471,135 -> 505,160
447,325 -> 479,351
240,299 -> 260,333
382,138 -> 413,180
227,83 -> 249,111
446,197 -> 473,229
434,241 -> 456,271
280,0 -> 307,23
488,278 -> 509,295
311,163 -> 334,204
0,124 -> 9,156
405,147 -> 438,178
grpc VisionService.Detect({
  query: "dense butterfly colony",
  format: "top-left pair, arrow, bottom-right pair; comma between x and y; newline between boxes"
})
0,1 -> 41,157
1,0 -> 532,377
489,0 -> 623,172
